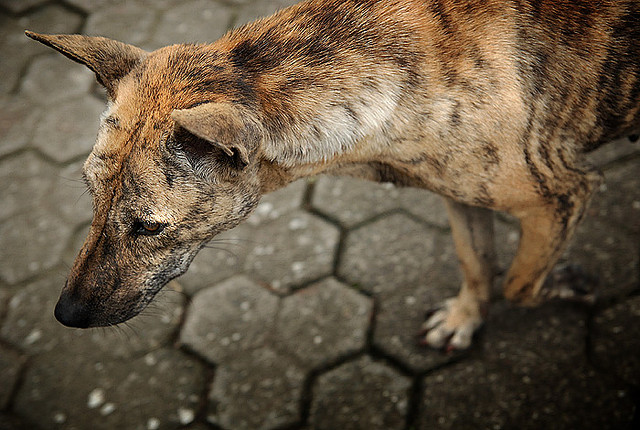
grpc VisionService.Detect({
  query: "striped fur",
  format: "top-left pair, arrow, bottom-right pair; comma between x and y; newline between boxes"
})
27,0 -> 639,349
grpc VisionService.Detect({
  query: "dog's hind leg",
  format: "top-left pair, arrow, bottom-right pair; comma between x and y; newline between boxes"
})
421,198 -> 497,351
503,169 -> 603,306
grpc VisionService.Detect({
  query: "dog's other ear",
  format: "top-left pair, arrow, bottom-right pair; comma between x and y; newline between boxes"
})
171,103 -> 260,170
25,31 -> 147,98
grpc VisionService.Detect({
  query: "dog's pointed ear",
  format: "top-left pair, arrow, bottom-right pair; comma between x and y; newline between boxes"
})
25,31 -> 147,98
171,103 -> 260,170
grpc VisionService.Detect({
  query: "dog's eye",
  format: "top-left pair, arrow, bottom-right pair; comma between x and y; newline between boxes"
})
134,221 -> 165,236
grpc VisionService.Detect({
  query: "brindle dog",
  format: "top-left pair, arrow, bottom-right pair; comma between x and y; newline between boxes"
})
26,0 -> 639,351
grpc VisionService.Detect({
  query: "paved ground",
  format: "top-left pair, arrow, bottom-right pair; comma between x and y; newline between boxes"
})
1,1 -> 639,429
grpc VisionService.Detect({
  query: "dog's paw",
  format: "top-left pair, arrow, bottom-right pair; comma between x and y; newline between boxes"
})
418,297 -> 485,352
540,264 -> 598,304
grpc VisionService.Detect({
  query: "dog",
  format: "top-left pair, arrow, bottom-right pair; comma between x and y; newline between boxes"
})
26,0 -> 639,351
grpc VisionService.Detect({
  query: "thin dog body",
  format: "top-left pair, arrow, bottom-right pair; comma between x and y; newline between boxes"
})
27,0 -> 639,351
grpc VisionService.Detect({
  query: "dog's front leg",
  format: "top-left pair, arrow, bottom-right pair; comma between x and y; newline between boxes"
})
421,199 -> 497,351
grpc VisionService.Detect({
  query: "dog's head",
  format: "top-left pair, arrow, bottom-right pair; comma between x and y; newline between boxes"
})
26,32 -> 265,328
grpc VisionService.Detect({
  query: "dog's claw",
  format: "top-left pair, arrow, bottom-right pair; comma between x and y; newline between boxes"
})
418,297 -> 484,352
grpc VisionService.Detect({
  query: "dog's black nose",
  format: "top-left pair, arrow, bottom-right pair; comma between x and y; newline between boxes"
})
54,291 -> 92,328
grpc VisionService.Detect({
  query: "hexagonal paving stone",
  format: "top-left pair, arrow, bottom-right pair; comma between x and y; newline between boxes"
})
396,187 -> 450,228
276,278 -> 372,369
1,276 -> 185,358
0,287 -> 9,321
179,276 -> 279,364
0,344 -> 24,409
62,222 -> 90,269
14,347 -> 204,430
309,355 -> 412,430
85,1 -> 158,47
7,5 -> 83,38
587,136 -> 640,167
419,358 -> 633,430
312,176 -> 448,228
208,347 -> 305,430
0,412 -> 32,430
494,215 -> 520,276
561,215 -> 638,299
246,179 -> 308,226
418,303 -> 634,430
0,151 -> 56,221
0,95 -> 40,157
244,210 -> 339,293
311,176 -> 405,227
1,155 -> 93,226
177,223 -> 253,296
66,0 -> 177,13
31,96 -> 104,162
373,288 -> 464,373
19,54 -> 94,104
177,181 -> 309,296
0,0 -> 48,13
338,213 -> 443,295
0,208 -> 72,284
50,159 -> 94,225
591,296 -> 640,386
233,0 -> 299,27
589,160 -> 640,235
338,213 -> 463,371
0,5 -> 83,95
147,0 -> 233,49
373,239 -> 462,371
62,0 -> 108,12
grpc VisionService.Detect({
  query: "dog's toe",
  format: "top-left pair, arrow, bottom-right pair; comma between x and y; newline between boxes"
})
419,297 -> 484,352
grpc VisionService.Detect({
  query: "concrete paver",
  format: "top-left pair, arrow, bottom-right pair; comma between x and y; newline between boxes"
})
419,303 -> 635,430
245,179 -> 307,226
312,175 -> 449,228
0,208 -> 72,284
0,344 -> 23,410
176,223 -> 254,296
14,347 -> 204,430
179,275 -> 279,364
244,209 -> 339,293
1,276 -> 184,358
276,278 -> 372,369
232,0 -> 300,27
84,1 -> 159,47
590,160 -> 640,235
0,5 -> 83,95
312,176 -> 409,228
19,55 -> 94,105
0,1 -> 638,429
148,0 -> 233,49
208,347 -> 305,430
338,213 -> 446,295
48,160 -> 94,225
309,355 -> 412,430
591,296 -> 640,386
0,96 -> 39,157
563,215 -> 639,298
31,96 -> 104,163
0,152 -> 55,220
